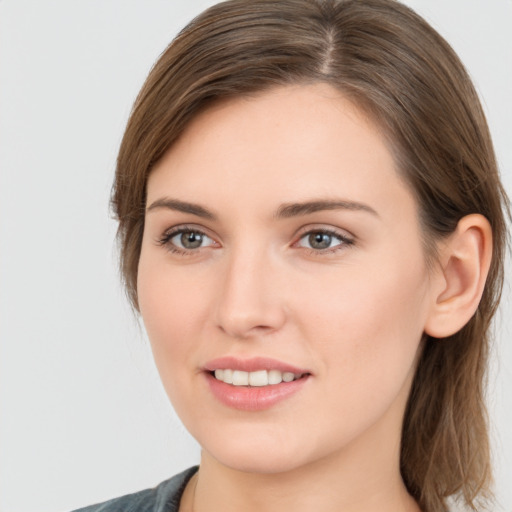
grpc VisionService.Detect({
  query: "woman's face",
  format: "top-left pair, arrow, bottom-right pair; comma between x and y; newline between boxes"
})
138,84 -> 437,474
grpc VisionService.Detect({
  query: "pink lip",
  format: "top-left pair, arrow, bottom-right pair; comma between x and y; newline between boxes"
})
203,356 -> 309,374
203,356 -> 311,412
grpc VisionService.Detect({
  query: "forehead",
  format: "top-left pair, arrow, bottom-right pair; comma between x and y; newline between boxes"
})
147,84 -> 416,223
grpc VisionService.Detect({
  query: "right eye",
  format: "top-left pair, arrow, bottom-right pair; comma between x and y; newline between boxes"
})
158,228 -> 217,254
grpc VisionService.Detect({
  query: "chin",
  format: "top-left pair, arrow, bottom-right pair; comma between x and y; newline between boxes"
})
193,423 -> 310,474
209,446 -> 308,475
196,422 -> 343,476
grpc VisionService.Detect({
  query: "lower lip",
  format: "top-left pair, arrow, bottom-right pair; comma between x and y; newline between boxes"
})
205,373 -> 310,411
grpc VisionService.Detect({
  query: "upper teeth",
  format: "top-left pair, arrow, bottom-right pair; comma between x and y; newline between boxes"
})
214,369 -> 302,386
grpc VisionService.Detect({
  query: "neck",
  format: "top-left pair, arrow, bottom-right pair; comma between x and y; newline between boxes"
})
188,421 -> 420,512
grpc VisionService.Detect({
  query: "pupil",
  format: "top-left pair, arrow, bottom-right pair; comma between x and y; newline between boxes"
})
181,231 -> 203,249
309,232 -> 331,249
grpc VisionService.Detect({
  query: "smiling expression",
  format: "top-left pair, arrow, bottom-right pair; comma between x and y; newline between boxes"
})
137,84 -> 437,474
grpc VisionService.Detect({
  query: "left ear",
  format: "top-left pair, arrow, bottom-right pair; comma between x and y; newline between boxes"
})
424,214 -> 493,339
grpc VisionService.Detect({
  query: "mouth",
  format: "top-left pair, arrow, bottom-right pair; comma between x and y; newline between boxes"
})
203,357 -> 311,411
210,369 -> 307,387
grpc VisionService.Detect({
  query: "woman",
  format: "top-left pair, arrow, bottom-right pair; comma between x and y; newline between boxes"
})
75,0 -> 509,511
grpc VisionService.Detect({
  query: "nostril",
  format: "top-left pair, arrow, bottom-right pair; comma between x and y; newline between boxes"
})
217,321 -> 280,340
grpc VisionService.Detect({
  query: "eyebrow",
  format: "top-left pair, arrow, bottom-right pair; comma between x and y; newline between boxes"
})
146,198 -> 217,220
146,197 -> 379,220
275,199 -> 379,219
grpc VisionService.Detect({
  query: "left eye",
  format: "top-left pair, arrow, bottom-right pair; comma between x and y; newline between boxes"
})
296,231 -> 351,251
168,230 -> 215,250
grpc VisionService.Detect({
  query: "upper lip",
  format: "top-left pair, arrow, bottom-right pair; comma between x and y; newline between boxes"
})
203,356 -> 311,375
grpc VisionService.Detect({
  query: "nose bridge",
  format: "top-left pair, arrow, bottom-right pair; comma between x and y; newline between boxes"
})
215,241 -> 286,338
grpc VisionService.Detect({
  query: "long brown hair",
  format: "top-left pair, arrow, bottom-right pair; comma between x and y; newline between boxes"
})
112,1 -> 510,510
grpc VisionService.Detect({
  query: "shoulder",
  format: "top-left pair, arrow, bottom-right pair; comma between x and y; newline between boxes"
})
71,466 -> 198,512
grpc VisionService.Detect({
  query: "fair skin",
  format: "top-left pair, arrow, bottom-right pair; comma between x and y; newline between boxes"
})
137,84 -> 492,512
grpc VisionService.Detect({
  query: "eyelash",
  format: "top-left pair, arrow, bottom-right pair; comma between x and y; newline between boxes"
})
156,226 -> 354,256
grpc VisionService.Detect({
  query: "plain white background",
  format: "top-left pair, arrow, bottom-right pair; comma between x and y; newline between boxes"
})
0,1 -> 510,511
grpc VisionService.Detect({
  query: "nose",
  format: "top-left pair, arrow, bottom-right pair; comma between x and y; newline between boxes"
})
215,246 -> 287,339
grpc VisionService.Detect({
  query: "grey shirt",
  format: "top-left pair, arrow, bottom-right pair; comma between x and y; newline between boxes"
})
72,466 -> 198,512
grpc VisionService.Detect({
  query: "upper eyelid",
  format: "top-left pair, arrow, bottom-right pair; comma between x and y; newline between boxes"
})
159,224 -> 215,239
293,224 -> 355,241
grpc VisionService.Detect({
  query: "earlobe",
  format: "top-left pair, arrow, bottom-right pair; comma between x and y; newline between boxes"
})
424,214 -> 493,339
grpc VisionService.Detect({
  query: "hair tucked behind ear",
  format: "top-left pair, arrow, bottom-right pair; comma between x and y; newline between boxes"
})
112,1 -> 510,510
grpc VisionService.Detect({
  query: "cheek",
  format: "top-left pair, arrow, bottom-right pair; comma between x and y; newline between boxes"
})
296,252 -> 429,407
137,256 -> 209,385
139,268 -> 193,340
